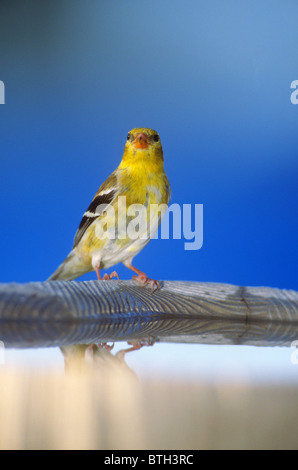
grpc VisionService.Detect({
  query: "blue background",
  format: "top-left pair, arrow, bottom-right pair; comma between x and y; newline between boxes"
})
0,0 -> 297,289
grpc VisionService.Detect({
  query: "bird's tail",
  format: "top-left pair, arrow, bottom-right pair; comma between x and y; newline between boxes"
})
47,250 -> 91,281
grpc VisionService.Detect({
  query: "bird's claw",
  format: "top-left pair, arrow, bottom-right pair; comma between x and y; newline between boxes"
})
97,342 -> 115,352
115,337 -> 156,359
102,271 -> 120,281
128,337 -> 156,349
132,275 -> 160,292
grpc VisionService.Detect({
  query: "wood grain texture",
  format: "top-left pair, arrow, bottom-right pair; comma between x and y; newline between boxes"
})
0,280 -> 297,347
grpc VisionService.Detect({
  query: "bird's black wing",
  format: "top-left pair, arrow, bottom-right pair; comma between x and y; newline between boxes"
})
73,171 -> 118,249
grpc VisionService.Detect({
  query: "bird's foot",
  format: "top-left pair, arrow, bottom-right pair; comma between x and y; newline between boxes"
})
116,337 -> 156,360
132,274 -> 160,292
97,342 -> 115,352
102,271 -> 120,281
128,337 -> 156,349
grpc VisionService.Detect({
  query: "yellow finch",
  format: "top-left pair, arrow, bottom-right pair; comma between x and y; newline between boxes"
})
48,128 -> 171,288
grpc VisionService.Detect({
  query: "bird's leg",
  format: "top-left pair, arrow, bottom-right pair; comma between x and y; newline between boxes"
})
123,259 -> 160,291
94,265 -> 101,280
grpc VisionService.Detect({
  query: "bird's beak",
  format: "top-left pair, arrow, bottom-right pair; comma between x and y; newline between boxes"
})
133,133 -> 150,149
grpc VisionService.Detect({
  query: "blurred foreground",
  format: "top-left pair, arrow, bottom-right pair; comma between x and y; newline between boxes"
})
0,345 -> 297,450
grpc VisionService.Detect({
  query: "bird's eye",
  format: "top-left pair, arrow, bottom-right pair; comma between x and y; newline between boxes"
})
127,133 -> 131,141
153,134 -> 159,142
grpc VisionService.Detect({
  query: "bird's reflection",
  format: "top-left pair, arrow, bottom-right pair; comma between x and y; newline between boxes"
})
60,338 -> 155,376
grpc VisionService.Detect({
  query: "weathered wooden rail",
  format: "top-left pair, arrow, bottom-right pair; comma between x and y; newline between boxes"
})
0,280 -> 297,348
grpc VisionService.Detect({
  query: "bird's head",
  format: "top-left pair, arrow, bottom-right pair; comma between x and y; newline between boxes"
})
121,128 -> 164,167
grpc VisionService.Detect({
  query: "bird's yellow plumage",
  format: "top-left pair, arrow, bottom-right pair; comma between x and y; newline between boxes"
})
48,128 -> 171,288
